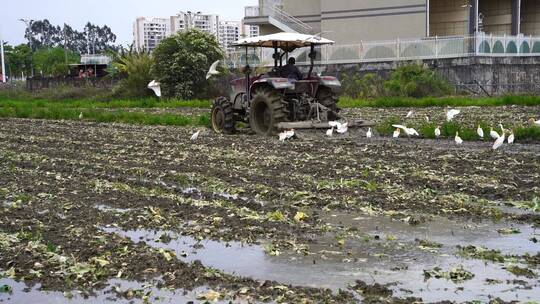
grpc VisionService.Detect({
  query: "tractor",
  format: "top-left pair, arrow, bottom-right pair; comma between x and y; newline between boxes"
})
209,32 -> 367,136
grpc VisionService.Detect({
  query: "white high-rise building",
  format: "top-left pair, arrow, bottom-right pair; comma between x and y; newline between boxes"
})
134,12 -> 259,53
133,17 -> 171,53
171,12 -> 220,36
219,21 -> 241,52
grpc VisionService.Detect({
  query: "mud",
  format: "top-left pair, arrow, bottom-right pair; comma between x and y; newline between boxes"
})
0,117 -> 539,303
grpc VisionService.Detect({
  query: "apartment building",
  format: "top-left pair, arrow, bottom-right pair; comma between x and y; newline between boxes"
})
134,13 -> 259,52
244,0 -> 540,44
133,17 -> 171,53
219,21 -> 241,52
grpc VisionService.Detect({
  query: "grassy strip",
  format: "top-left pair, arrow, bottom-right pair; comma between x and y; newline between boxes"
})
376,117 -> 540,141
0,106 -> 210,127
339,95 -> 540,108
0,98 -> 212,109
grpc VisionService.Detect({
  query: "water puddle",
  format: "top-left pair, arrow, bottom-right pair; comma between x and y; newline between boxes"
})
0,278 -> 229,304
102,211 -> 540,303
323,212 -> 540,256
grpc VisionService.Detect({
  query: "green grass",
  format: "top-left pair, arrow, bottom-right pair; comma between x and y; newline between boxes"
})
339,95 -> 540,108
0,98 -> 212,110
0,104 -> 209,127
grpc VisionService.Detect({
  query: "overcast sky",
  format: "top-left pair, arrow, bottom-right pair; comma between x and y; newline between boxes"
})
0,0 -> 258,46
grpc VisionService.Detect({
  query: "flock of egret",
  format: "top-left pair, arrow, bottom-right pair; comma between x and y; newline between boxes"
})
275,109 -> 540,151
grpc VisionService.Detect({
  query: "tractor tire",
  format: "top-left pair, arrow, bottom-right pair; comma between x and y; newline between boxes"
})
249,91 -> 289,136
211,97 -> 236,134
317,88 -> 340,121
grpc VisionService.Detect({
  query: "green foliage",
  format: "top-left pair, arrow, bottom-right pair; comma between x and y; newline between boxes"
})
113,52 -> 154,98
152,29 -> 224,99
4,44 -> 33,78
341,64 -> 452,99
32,47 -> 80,76
384,64 -> 452,98
341,73 -> 384,99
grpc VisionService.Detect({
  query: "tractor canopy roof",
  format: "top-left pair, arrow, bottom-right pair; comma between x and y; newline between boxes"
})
233,32 -> 334,52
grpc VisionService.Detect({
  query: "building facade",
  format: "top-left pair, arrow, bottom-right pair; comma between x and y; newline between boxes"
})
135,12 -> 259,52
244,0 -> 540,44
133,17 -> 171,53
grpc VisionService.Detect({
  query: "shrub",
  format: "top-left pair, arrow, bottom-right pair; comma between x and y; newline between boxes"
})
113,52 -> 154,98
151,29 -> 224,99
384,64 -> 452,98
341,73 -> 384,99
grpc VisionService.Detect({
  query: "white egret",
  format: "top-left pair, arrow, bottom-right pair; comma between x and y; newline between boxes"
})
147,80 -> 162,97
434,126 -> 441,138
366,128 -> 372,138
507,131 -> 515,144
285,129 -> 295,140
392,125 -> 419,137
337,123 -> 348,134
477,126 -> 484,138
79,112 -> 83,120
393,128 -> 401,138
455,132 -> 463,145
493,132 -> 506,150
328,121 -> 340,128
190,130 -> 201,141
206,60 -> 221,80
490,128 -> 500,139
406,110 -> 413,118
279,129 -> 295,141
425,116 -> 430,123
446,109 -> 461,122
326,128 -> 334,137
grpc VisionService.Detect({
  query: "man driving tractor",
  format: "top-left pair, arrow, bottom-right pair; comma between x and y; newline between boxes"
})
280,57 -> 303,80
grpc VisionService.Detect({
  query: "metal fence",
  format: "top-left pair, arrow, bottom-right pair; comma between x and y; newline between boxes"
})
226,34 -> 540,68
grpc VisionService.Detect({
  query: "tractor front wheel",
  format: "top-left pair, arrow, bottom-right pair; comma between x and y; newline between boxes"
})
211,97 -> 236,134
249,91 -> 288,136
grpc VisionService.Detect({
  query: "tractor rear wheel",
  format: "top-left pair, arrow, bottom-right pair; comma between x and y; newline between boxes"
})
317,88 -> 340,121
249,91 -> 288,136
211,97 -> 235,134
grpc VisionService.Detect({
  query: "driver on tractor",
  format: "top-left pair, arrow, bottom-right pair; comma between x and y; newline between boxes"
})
280,57 -> 303,80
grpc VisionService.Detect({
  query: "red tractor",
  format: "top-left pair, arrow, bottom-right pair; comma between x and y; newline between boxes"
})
210,33 -> 365,136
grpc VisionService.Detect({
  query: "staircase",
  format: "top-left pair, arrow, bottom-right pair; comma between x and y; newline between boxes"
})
262,2 -> 313,34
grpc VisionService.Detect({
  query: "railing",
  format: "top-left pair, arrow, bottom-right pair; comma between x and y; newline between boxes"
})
264,3 -> 313,34
245,6 -> 260,17
226,34 -> 540,67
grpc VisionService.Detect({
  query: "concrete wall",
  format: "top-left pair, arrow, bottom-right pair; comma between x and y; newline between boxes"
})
429,0 -> 469,36
479,0 -> 512,35
319,0 -> 427,43
313,56 -> 540,95
521,0 -> 540,36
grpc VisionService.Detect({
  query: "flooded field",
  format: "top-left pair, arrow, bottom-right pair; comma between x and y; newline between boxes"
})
1,117 -> 539,303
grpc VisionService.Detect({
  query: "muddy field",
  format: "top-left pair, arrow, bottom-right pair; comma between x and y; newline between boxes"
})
1,117 -> 540,304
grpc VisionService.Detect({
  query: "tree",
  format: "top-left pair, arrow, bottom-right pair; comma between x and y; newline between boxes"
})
24,20 -> 118,54
4,44 -> 33,78
152,29 -> 224,99
24,19 -> 62,50
32,47 -> 80,77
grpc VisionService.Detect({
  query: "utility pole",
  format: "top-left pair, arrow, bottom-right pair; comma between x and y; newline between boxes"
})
19,18 -> 35,77
63,24 -> 68,65
1,38 -> 6,83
